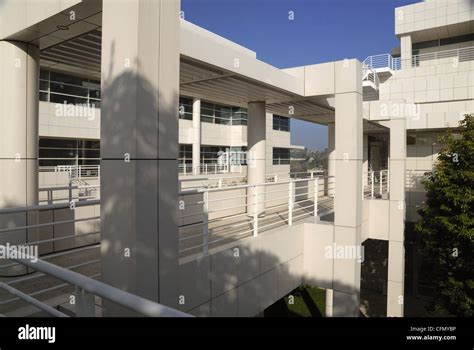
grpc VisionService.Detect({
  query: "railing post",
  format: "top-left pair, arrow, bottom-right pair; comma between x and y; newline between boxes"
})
313,178 -> 319,220
218,178 -> 223,188
203,191 -> 209,254
253,185 -> 258,237
288,180 -> 294,226
310,171 -> 314,179
371,171 -> 375,198
75,285 -> 95,317
387,170 -> 390,196
380,171 -> 383,195
68,180 -> 73,202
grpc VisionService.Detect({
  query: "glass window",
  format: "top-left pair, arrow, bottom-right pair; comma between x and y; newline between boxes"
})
215,105 -> 231,125
50,71 -> 87,87
231,107 -> 247,125
50,93 -> 88,106
39,137 -> 100,167
200,145 -> 227,164
200,101 -> 247,125
39,80 -> 49,91
273,115 -> 290,132
179,97 -> 193,120
39,91 -> 49,102
273,147 -> 290,165
39,69 -> 102,108
40,70 -> 50,80
50,82 -> 89,97
179,144 -> 193,164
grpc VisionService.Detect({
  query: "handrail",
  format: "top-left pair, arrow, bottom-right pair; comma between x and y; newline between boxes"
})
179,176 -> 335,196
0,199 -> 100,215
364,45 -> 474,72
0,245 -> 191,318
0,282 -> 69,317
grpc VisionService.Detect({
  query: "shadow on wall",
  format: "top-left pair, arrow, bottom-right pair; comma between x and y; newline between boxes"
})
176,228 -> 358,317
99,40 -> 179,309
360,239 -> 388,317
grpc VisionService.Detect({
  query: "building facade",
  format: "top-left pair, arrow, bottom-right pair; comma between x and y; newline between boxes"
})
0,0 -> 471,318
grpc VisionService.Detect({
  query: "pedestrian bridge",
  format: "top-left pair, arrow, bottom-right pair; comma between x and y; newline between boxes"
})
0,169 -> 398,317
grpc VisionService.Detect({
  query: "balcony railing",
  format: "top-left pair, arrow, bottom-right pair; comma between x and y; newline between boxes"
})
363,170 -> 389,199
363,54 -> 400,71
177,176 -> 335,257
0,244 -> 190,317
364,45 -> 474,72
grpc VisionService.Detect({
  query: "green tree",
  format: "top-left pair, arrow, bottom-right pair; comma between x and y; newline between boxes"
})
416,114 -> 474,317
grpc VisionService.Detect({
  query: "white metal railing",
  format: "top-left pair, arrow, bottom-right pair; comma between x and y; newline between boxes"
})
0,200 -> 103,315
363,53 -> 400,71
39,183 -> 100,204
363,170 -> 389,199
55,165 -> 100,182
364,46 -> 474,72
0,244 -> 190,317
362,64 -> 380,89
179,170 -> 328,191
178,163 -> 244,176
410,46 -> 474,68
177,176 -> 335,256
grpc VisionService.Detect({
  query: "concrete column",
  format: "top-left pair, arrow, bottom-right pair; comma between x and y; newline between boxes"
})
400,35 -> 412,69
100,0 -> 180,315
325,288 -> 333,317
0,41 -> 39,274
327,122 -> 335,197
192,98 -> 201,175
387,117 -> 406,317
246,102 -> 266,216
332,60 -> 363,317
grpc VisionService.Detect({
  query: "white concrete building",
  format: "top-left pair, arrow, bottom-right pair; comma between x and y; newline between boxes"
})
0,0 -> 471,318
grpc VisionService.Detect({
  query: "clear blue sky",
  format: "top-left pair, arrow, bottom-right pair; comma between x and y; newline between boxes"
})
181,0 -> 418,150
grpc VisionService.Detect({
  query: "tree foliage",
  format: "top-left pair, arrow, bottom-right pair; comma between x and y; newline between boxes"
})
290,148 -> 328,173
415,114 -> 474,317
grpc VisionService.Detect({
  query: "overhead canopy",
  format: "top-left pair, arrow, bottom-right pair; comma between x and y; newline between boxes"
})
7,1 -> 336,124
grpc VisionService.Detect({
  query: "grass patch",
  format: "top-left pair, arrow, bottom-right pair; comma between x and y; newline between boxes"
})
264,284 -> 326,317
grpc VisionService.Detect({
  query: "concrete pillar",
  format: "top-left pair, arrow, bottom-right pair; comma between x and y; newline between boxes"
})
400,35 -> 412,69
100,0 -> 180,316
192,98 -> 201,175
246,102 -> 266,216
0,41 -> 39,275
387,117 -> 406,317
332,60 -> 363,317
325,288 -> 333,317
327,122 -> 335,197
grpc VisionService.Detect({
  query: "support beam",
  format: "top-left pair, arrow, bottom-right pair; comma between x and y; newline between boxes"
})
100,0 -> 180,316
332,60 -> 363,317
192,98 -> 201,174
246,101 -> 266,216
0,41 -> 39,275
400,35 -> 412,69
387,116 -> 406,317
